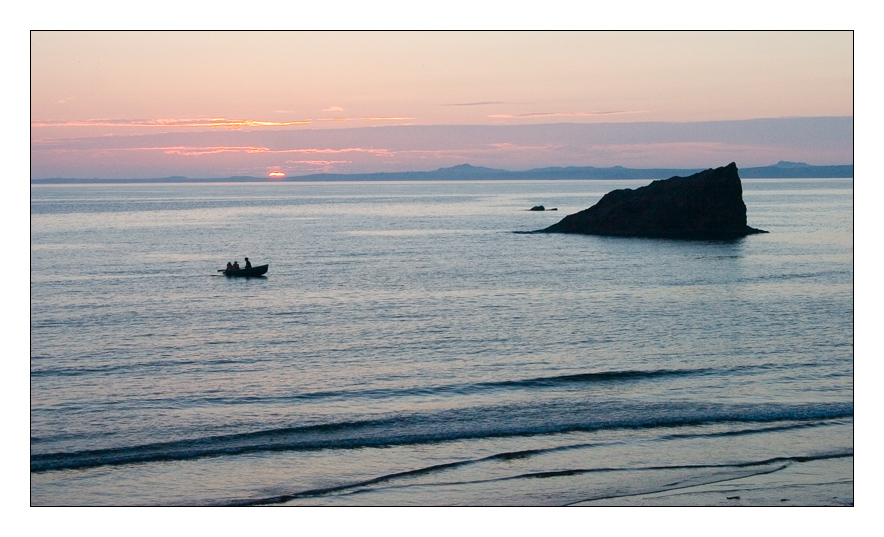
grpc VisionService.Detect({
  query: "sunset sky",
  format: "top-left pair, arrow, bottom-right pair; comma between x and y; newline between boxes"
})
30,31 -> 853,178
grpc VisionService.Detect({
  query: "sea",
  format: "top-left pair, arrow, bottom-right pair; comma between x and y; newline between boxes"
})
30,178 -> 853,506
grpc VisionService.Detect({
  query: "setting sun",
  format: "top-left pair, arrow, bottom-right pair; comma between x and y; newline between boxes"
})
268,171 -> 286,177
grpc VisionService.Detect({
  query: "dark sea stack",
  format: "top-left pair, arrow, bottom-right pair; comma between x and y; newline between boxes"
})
542,163 -> 767,239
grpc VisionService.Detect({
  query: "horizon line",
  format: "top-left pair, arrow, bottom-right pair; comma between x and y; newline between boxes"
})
30,114 -> 854,130
30,161 -> 855,183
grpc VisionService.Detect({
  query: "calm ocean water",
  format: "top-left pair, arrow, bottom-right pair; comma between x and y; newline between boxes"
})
30,178 -> 853,506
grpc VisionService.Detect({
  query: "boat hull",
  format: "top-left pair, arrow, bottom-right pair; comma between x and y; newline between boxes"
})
223,264 -> 268,277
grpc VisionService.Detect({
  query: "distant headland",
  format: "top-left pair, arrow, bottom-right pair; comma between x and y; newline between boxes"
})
31,161 -> 853,184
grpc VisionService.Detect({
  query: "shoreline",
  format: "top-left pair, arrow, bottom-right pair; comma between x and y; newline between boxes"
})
573,456 -> 853,506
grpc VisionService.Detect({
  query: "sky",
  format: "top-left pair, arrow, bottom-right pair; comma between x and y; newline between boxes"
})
30,31 -> 853,178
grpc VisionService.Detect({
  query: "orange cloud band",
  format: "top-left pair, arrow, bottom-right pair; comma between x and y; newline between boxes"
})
31,117 -> 313,128
33,143 -> 555,158
34,145 -> 397,157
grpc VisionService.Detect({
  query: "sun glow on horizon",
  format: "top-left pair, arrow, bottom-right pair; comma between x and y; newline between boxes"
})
268,171 -> 286,177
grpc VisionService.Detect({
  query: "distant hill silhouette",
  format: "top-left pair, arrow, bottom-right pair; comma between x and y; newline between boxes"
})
32,162 -> 853,184
737,161 -> 853,178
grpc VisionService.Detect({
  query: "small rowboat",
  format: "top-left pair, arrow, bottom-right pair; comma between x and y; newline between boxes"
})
221,264 -> 268,277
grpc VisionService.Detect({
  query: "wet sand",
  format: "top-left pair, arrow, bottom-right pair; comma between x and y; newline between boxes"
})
573,456 -> 853,506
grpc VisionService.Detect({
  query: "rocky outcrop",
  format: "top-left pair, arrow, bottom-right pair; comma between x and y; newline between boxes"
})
542,163 -> 766,239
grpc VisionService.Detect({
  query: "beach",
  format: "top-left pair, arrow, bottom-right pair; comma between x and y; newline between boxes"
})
577,455 -> 853,506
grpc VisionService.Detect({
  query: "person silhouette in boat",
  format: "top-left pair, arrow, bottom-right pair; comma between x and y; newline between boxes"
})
232,260 -> 240,270
244,257 -> 252,269
226,261 -> 233,271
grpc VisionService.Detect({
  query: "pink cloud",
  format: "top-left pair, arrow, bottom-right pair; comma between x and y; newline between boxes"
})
442,101 -> 509,106
34,145 -> 273,156
159,146 -> 270,156
285,159 -> 352,165
315,116 -> 415,122
360,117 -> 414,121
280,147 -> 391,155
31,117 -> 312,129
35,144 -> 396,158
488,110 -> 647,119
29,118 -> 853,179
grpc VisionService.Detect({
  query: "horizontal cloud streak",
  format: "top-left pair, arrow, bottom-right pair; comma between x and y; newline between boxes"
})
443,101 -> 508,106
315,117 -> 414,122
30,117 -> 852,179
489,110 -> 648,118
21,116 -> 416,128
35,145 -> 395,157
32,117 -> 312,128
285,160 -> 352,166
360,117 -> 414,121
275,147 -> 392,155
161,146 -> 268,156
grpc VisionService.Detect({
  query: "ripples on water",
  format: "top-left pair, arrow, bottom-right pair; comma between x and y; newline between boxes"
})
30,179 -> 853,505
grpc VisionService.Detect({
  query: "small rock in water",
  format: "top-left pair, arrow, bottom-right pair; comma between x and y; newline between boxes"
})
727,495 -> 740,500
529,205 -> 546,211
